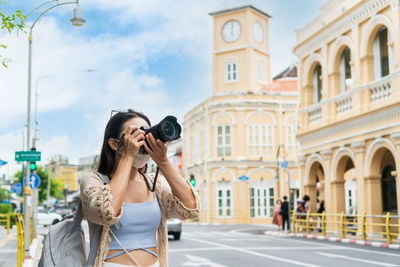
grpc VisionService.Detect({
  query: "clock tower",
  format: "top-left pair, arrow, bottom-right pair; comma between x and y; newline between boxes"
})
209,5 -> 272,94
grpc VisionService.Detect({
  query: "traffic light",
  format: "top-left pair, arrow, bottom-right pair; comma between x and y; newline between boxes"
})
190,175 -> 196,187
29,162 -> 37,171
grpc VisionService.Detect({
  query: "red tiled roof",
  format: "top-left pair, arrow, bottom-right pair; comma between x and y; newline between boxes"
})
260,80 -> 298,92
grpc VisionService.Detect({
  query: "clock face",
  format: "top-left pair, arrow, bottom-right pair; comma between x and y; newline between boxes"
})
253,21 -> 263,44
222,20 -> 241,43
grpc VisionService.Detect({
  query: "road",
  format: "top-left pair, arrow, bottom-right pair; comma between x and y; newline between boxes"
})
168,224 -> 400,267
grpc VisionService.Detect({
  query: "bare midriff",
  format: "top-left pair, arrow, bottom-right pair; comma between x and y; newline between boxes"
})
105,246 -> 158,266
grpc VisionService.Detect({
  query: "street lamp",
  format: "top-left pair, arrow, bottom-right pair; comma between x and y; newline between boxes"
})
24,0 -> 85,251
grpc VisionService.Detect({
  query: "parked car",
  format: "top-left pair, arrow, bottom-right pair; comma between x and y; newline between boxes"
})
167,218 -> 182,240
37,208 -> 62,226
53,205 -> 72,218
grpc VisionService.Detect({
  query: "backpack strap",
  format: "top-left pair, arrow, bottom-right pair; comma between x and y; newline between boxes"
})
87,172 -> 111,266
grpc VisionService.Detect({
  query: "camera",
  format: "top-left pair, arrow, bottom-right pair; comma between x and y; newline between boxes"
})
134,115 -> 182,154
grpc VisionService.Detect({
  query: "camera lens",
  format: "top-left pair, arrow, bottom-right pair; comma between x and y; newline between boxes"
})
162,121 -> 176,139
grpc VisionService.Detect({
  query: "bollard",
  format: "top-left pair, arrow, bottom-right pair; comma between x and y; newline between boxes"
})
306,212 -> 311,234
6,213 -> 10,235
340,211 -> 345,238
292,210 -> 296,234
361,212 -> 366,241
386,212 -> 392,244
321,211 -> 326,236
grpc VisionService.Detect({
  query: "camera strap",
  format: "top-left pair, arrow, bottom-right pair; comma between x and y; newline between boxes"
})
139,167 -> 159,192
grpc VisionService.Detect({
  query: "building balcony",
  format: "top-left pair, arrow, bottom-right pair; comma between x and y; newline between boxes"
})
298,70 -> 400,135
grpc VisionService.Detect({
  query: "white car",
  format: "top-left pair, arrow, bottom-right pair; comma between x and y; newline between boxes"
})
37,208 -> 62,226
167,218 -> 182,240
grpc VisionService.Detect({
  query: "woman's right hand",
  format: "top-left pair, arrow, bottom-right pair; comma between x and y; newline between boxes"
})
117,126 -> 146,160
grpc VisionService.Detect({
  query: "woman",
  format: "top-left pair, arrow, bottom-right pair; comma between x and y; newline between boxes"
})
80,109 -> 200,267
272,199 -> 282,230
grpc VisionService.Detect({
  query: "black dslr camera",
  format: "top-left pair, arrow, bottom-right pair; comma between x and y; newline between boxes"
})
135,115 -> 182,154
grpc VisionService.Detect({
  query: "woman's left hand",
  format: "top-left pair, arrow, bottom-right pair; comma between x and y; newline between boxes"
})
144,133 -> 168,165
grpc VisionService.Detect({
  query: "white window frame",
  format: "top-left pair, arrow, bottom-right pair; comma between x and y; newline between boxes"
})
339,48 -> 352,93
312,64 -> 322,103
216,182 -> 233,218
286,125 -> 296,157
216,125 -> 232,157
226,62 -> 238,82
247,124 -> 273,157
249,181 -> 274,218
345,180 -> 357,214
257,61 -> 264,83
373,27 -> 391,80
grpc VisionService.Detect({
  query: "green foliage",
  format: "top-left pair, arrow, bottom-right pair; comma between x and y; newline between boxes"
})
0,188 -> 10,203
0,203 -> 12,213
14,166 -> 63,203
0,1 -> 26,67
0,213 -> 15,226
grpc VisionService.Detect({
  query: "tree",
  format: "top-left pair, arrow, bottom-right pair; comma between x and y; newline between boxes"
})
14,165 -> 63,203
0,1 -> 26,67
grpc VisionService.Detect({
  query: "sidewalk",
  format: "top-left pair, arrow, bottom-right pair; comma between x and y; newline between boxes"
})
0,226 -> 18,267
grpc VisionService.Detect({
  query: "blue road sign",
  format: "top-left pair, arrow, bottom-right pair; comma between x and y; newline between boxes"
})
281,160 -> 288,170
239,175 -> 249,181
13,183 -> 22,194
30,173 -> 41,189
0,159 -> 7,166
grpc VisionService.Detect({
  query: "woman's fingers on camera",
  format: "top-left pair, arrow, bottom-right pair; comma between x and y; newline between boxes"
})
147,133 -> 158,149
125,126 -> 138,136
143,142 -> 152,154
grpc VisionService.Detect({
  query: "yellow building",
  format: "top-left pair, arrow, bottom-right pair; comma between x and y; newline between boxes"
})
294,0 -> 400,217
183,5 -> 300,224
53,164 -> 79,191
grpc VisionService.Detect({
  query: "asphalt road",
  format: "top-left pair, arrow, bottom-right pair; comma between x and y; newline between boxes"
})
168,224 -> 400,267
35,222 -> 400,267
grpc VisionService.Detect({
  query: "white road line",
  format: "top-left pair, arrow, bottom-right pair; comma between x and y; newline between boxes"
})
184,237 -> 322,267
169,246 -> 347,253
314,252 -> 398,266
268,235 -> 400,258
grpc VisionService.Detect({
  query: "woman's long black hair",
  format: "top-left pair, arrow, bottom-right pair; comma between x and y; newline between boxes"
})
97,109 -> 151,177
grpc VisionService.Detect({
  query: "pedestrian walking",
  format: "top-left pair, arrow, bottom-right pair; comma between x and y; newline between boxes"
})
280,196 -> 290,232
296,199 -> 305,232
303,195 -> 311,213
80,109 -> 200,267
272,199 -> 282,230
317,200 -> 325,232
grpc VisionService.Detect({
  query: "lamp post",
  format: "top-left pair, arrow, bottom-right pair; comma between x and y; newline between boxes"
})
24,0 -> 85,251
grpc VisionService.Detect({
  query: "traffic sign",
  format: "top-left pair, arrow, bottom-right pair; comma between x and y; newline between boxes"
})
12,183 -> 23,194
15,151 -> 41,162
22,174 -> 41,189
239,175 -> 249,181
29,173 -> 41,189
281,160 -> 288,170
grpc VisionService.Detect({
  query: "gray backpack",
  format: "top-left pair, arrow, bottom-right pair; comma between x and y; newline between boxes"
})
38,173 -> 109,267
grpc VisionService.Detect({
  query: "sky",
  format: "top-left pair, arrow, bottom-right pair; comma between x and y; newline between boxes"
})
0,0 -> 325,178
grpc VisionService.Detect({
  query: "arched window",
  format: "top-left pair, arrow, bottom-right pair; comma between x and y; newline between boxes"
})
381,165 -> 397,212
373,27 -> 391,79
312,63 -> 322,103
339,47 -> 352,93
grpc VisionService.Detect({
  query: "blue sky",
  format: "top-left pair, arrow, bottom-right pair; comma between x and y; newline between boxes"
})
0,0 -> 325,177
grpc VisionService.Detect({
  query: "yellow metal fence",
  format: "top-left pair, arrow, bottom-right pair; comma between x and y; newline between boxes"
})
0,213 -> 11,235
292,211 -> 400,244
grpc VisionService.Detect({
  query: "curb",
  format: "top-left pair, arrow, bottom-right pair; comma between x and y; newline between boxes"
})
23,235 -> 44,267
263,231 -> 400,250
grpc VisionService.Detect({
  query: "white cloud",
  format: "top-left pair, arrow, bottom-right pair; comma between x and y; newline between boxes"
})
1,0 -> 324,167
41,135 -> 71,162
